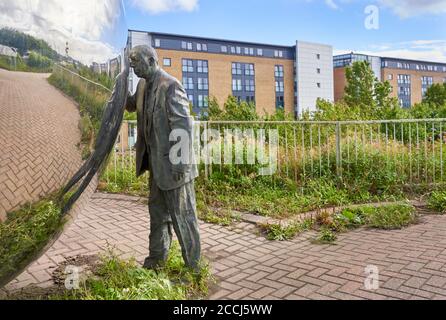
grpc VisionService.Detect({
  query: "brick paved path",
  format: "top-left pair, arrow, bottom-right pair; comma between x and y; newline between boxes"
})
0,69 -> 82,220
4,192 -> 446,300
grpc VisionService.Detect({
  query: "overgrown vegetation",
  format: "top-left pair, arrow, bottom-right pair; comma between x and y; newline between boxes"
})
48,69 -> 111,158
260,203 -> 418,243
260,219 -> 314,241
53,242 -> 212,300
0,52 -> 53,73
427,190 -> 446,214
0,196 -> 65,286
315,203 -> 417,234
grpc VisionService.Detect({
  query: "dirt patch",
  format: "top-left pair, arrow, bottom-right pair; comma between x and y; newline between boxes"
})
3,254 -> 100,300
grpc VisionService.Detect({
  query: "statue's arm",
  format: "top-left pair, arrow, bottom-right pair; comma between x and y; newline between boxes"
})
166,81 -> 194,173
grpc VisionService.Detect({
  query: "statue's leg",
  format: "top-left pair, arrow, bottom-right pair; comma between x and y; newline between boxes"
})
164,181 -> 201,270
145,178 -> 172,268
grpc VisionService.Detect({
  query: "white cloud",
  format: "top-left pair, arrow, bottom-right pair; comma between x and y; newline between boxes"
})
130,0 -> 199,14
378,0 -> 446,18
0,0 -> 126,65
325,0 -> 339,9
321,0 -> 446,17
336,39 -> 446,63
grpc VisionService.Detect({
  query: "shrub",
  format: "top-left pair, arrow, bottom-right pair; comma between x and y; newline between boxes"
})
427,191 -> 446,214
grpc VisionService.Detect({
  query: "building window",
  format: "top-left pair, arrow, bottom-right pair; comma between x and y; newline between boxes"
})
421,76 -> 433,86
276,96 -> 284,109
275,65 -> 284,77
398,86 -> 411,96
397,74 -> 411,85
317,68 -> 321,74
274,50 -> 283,58
275,81 -> 284,93
257,48 -> 263,56
249,48 -> 254,55
244,47 -> 249,55
246,96 -> 255,104
182,59 -> 194,72
232,79 -> 242,91
317,83 -> 321,88
197,60 -> 208,73
188,95 -> 194,105
245,64 -> 255,76
232,63 -> 242,75
198,95 -> 208,108
316,53 -> 321,60
388,74 -> 393,80
163,58 -> 171,67
236,47 -> 241,54
230,46 -> 236,54
245,79 -> 255,92
154,39 -> 161,47
221,46 -> 227,53
198,78 -> 209,90
181,41 -> 193,50
197,43 -> 208,51
182,77 -> 194,90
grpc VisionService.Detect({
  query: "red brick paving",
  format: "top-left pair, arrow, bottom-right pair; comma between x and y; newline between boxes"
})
0,69 -> 82,220
4,192 -> 446,300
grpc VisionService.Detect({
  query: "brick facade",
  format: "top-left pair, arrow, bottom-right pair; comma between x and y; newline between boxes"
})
155,49 -> 295,115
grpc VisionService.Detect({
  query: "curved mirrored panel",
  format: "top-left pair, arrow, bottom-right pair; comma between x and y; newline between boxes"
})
0,0 -> 129,285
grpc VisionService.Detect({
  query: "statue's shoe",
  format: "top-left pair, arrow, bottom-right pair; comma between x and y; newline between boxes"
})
142,257 -> 165,270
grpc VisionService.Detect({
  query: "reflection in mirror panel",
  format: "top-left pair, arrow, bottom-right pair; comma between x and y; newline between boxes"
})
0,1 -> 129,286
0,0 -> 127,72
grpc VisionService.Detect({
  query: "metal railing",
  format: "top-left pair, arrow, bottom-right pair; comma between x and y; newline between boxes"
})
104,119 -> 446,188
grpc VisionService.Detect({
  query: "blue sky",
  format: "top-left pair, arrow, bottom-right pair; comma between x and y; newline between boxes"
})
124,0 -> 446,62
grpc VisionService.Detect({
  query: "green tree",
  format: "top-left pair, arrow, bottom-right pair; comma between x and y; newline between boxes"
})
203,96 -> 259,121
0,28 -> 59,60
343,61 -> 399,119
423,83 -> 446,107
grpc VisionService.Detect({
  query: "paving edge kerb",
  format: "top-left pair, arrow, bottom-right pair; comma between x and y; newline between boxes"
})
90,192 -> 427,228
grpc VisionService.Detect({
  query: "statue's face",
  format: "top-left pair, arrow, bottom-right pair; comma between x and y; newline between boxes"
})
129,50 -> 157,80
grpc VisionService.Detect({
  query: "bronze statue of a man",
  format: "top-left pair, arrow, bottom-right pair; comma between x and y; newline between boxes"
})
126,45 -> 201,270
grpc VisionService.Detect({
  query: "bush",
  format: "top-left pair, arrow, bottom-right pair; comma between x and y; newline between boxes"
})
427,191 -> 446,214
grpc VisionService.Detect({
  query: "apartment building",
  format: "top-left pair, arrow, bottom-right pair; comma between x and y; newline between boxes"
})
128,30 -> 334,117
334,52 -> 446,107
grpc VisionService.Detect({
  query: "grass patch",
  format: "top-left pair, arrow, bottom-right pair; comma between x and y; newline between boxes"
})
328,203 -> 418,231
0,197 -> 64,286
307,203 -> 418,244
53,242 -> 212,300
360,204 -> 418,229
260,219 -> 314,241
427,190 -> 446,214
314,227 -> 337,244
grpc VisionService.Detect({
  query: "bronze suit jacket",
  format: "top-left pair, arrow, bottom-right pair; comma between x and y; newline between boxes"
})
126,69 -> 198,191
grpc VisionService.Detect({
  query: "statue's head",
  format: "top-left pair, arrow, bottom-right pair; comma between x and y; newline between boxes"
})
129,45 -> 159,80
